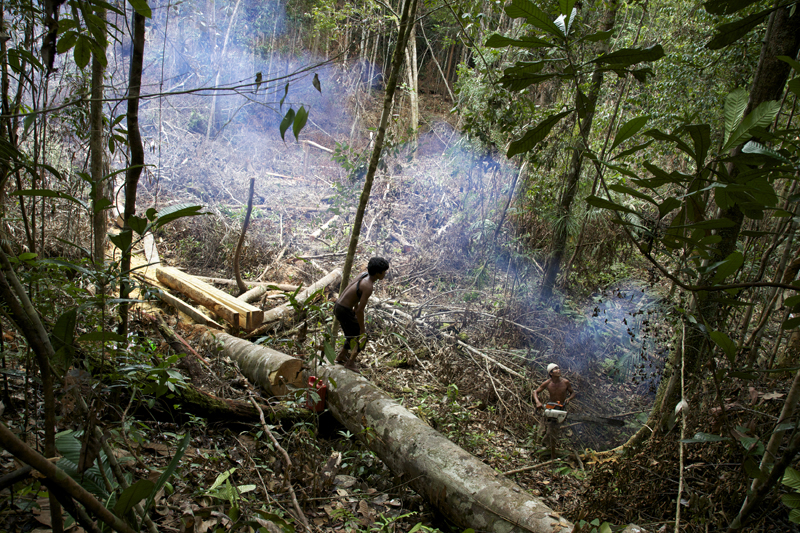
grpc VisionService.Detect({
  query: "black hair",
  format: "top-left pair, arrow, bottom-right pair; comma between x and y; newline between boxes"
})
368,257 -> 390,276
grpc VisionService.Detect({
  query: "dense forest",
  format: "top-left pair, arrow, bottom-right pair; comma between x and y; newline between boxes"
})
1,0 -> 799,531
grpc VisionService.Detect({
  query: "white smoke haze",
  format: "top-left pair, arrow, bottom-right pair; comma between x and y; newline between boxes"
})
25,0 -> 667,449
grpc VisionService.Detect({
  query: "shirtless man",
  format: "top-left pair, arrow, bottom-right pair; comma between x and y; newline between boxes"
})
533,363 -> 576,459
333,257 -> 389,369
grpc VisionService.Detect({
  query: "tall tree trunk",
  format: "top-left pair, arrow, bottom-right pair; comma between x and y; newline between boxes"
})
90,8 -> 107,269
119,8 -> 146,337
405,21 -> 418,135
206,0 -> 241,139
681,4 -> 800,379
336,0 -> 418,298
540,2 -> 618,301
0,248 -> 61,532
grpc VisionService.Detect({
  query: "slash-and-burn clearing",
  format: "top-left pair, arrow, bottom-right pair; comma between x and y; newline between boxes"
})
2,100 -> 781,532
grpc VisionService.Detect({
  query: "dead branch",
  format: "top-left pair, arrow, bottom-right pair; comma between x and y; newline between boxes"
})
249,394 -> 310,532
502,459 -> 558,475
234,177 -> 256,294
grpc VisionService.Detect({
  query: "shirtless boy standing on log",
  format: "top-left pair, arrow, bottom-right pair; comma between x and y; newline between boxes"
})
333,257 -> 389,370
533,363 -> 576,459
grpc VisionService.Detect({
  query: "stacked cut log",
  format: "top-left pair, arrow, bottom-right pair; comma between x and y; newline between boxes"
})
157,266 -> 264,331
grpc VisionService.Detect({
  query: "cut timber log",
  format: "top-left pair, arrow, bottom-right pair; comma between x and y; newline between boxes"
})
309,215 -> 339,239
196,276 -> 298,292
239,283 -> 301,305
156,290 -> 224,330
156,266 -> 264,331
317,364 -> 571,533
259,268 -> 342,325
201,331 -> 304,397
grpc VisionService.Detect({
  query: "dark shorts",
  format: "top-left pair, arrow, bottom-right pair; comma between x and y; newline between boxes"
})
334,303 -> 360,340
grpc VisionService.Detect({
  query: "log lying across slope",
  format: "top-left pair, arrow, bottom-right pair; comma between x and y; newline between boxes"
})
201,330 -> 304,397
257,268 -> 342,323
208,336 -> 644,533
317,365 -> 572,533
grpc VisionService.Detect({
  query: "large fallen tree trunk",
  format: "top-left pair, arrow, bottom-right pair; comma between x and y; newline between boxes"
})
210,335 -> 644,533
316,365 -> 572,533
254,268 -> 342,324
200,330 -> 305,397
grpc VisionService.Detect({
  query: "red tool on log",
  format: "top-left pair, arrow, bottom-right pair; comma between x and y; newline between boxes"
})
305,376 -> 327,412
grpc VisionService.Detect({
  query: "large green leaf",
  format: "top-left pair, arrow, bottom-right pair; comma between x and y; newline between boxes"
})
152,204 -> 205,229
499,72 -> 559,92
778,55 -> 800,74
706,9 -> 771,50
720,100 -> 780,153
83,12 -> 108,48
685,124 -> 711,170
559,0 -> 576,16
128,0 -> 152,18
293,106 -> 308,140
704,0 -> 762,15
56,431 -> 112,498
51,308 -> 77,356
279,108 -> 295,141
658,197 -> 682,218
742,141 -> 794,165
788,77 -> 800,98
109,229 -> 133,253
585,195 -> 640,215
10,189 -> 88,211
709,330 -> 737,363
592,45 -> 664,67
724,88 -> 748,145
783,493 -> 800,510
114,479 -> 154,517
504,0 -> 564,37
57,31 -> 79,54
485,34 -> 552,49
582,30 -> 613,43
610,115 -> 649,152
782,316 -> 800,330
644,129 -> 695,160
608,183 -> 657,205
507,110 -> 571,157
641,162 -> 685,187
783,467 -> 800,492
712,251 -> 744,283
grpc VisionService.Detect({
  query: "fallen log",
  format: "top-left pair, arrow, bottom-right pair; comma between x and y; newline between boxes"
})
196,276 -> 298,292
257,268 -> 341,325
207,335 -> 644,533
156,289 -> 224,330
316,365 -> 571,533
200,330 -> 304,397
309,215 -> 339,239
